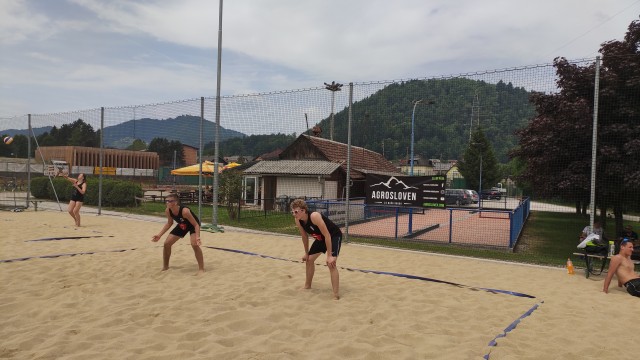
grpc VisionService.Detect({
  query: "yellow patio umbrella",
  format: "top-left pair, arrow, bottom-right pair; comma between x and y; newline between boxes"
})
222,162 -> 241,171
170,161 -> 223,176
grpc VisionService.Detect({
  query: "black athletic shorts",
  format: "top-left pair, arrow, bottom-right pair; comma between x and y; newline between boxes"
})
169,223 -> 196,238
624,278 -> 640,297
308,234 -> 342,257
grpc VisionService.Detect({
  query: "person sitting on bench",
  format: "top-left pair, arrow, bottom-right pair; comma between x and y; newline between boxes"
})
580,220 -> 606,243
603,239 -> 640,297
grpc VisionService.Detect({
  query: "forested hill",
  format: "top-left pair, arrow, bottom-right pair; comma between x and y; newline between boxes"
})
323,78 -> 536,163
103,115 -> 245,148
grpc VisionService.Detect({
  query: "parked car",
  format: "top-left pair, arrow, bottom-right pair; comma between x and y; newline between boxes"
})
480,189 -> 501,200
445,189 -> 471,206
465,189 -> 479,203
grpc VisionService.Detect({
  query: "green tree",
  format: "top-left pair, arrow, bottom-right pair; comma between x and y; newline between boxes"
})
11,134 -> 29,158
36,119 -> 98,147
126,139 -> 147,151
1,134 -> 28,157
148,138 -> 184,166
512,18 -> 640,233
65,119 -> 99,147
457,127 -> 501,191
219,169 -> 243,220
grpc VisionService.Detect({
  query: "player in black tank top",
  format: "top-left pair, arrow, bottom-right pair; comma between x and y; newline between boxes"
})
291,198 -> 343,300
62,173 -> 87,227
152,194 -> 205,275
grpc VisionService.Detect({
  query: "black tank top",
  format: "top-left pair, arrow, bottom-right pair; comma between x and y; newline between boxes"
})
71,181 -> 85,201
299,212 -> 341,241
170,206 -> 200,229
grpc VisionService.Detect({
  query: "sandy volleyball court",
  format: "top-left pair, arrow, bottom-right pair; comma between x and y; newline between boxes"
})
0,210 -> 637,359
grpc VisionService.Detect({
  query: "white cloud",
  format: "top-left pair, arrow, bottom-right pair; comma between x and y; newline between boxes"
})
1,0 -> 639,117
0,0 -> 51,45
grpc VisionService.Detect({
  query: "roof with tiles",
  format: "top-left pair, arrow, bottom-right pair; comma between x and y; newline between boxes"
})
243,160 -> 342,175
279,135 -> 401,178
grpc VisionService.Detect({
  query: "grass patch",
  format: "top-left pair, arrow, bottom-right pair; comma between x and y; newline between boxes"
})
108,203 -> 638,268
109,202 -> 300,236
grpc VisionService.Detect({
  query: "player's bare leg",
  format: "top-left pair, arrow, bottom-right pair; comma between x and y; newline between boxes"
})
67,201 -> 78,226
191,244 -> 205,276
303,253 -> 321,289
329,265 -> 340,300
162,235 -> 180,271
72,202 -> 82,227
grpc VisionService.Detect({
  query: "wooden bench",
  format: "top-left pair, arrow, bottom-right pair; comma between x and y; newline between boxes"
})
30,200 -> 45,211
572,252 -> 609,279
134,196 -> 151,206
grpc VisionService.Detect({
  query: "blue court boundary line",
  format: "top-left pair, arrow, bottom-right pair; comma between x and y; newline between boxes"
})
1,243 -> 543,356
25,235 -> 114,242
204,245 -> 543,358
0,248 -> 140,263
483,301 -> 544,359
204,245 -> 535,298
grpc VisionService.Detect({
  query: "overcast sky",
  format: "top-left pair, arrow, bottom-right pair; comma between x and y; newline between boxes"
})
1,0 -> 639,117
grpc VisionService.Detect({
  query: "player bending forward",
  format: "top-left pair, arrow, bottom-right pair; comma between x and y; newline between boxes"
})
291,198 -> 343,300
152,194 -> 205,275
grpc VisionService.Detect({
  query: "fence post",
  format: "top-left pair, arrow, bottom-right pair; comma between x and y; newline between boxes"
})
509,212 -> 514,248
27,114 -> 31,208
448,209 -> 453,244
98,107 -> 104,215
344,82 -> 353,243
395,206 -> 399,239
212,0 -> 224,227
589,56 -> 601,227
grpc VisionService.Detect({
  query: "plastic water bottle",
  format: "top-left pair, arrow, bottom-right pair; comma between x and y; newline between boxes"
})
566,258 -> 574,275
608,241 -> 615,256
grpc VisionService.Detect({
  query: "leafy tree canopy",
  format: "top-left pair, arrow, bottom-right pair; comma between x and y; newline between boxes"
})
35,119 -> 99,148
148,138 -> 185,166
511,18 -> 640,227
0,134 -> 28,158
206,133 -> 297,159
324,78 -> 535,163
126,139 -> 147,151
457,127 -> 501,191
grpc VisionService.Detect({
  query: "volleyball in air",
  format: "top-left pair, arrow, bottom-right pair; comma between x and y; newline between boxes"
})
3,136 -> 13,145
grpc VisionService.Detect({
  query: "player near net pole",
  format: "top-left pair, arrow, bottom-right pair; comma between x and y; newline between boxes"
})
61,173 -> 87,227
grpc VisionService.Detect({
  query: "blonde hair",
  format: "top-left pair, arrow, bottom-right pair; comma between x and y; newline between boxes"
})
290,198 -> 308,211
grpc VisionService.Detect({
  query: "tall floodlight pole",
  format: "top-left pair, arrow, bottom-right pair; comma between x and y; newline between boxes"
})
212,0 -> 223,227
410,99 -> 435,175
408,99 -> 434,235
324,81 -> 343,141
410,100 -> 423,176
589,56 -> 601,228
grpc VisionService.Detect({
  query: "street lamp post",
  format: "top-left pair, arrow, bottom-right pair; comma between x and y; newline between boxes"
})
410,99 -> 435,175
410,100 -> 422,176
408,99 -> 434,234
324,81 -> 343,141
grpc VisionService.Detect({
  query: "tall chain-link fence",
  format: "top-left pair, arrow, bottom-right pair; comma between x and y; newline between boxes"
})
1,56 -> 638,266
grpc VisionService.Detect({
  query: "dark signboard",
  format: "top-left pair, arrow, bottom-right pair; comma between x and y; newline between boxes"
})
365,174 -> 446,208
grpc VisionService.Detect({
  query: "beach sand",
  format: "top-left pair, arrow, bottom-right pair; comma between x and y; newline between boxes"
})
1,210 -> 637,359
